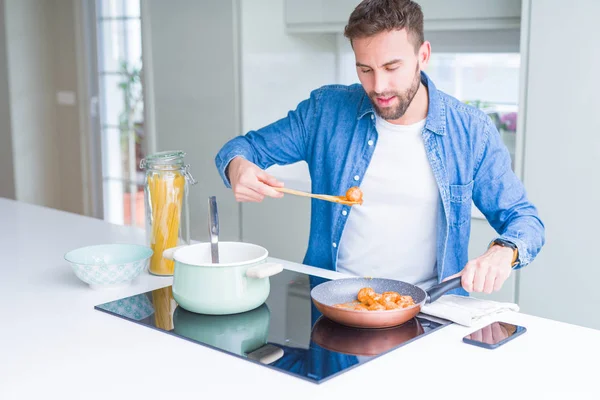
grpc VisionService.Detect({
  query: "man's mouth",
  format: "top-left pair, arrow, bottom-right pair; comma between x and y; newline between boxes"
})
375,96 -> 396,107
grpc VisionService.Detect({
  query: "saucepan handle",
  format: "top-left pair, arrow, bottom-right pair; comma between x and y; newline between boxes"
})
247,344 -> 284,365
425,277 -> 463,303
162,246 -> 187,261
246,263 -> 283,279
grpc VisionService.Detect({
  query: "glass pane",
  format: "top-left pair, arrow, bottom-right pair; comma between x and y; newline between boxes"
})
123,183 -> 145,228
98,20 -> 141,73
101,126 -> 144,182
102,178 -> 144,228
100,71 -> 143,128
103,177 -> 124,225
428,53 -> 521,104
101,127 -> 123,179
99,0 -> 140,18
125,20 -> 142,68
98,20 -> 125,72
99,74 -> 126,127
125,1 -> 141,18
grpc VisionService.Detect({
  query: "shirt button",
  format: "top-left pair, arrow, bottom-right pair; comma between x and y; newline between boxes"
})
368,140 -> 374,146
342,210 -> 348,216
332,242 -> 337,248
371,114 -> 374,120
354,175 -> 360,181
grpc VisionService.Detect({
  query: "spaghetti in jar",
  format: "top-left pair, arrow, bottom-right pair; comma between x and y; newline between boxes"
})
140,151 -> 196,276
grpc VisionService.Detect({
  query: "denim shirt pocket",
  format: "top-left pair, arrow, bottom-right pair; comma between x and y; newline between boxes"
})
449,180 -> 474,227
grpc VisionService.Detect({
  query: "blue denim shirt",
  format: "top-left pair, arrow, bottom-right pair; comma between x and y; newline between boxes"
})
215,72 -> 545,296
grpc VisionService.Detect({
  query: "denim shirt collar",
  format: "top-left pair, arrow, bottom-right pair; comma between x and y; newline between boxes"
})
357,71 -> 446,136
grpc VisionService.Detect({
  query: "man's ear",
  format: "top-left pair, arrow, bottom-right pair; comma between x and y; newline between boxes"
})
419,41 -> 431,70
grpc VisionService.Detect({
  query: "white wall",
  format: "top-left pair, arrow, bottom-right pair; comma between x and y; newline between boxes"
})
517,0 -> 600,329
5,0 -> 61,208
143,0 -> 242,243
0,0 -> 15,200
241,0 -> 336,190
239,0 -> 336,262
3,0 -> 84,214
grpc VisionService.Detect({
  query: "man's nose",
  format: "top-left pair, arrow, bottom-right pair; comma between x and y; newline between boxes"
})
373,71 -> 387,95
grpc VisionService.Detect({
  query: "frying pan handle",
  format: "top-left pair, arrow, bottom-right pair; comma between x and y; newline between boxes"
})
425,277 -> 462,303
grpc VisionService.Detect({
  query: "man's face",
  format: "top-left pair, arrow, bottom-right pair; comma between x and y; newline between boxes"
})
352,29 -> 429,121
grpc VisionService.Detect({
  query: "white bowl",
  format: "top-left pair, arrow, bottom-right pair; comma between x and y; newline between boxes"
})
64,244 -> 153,290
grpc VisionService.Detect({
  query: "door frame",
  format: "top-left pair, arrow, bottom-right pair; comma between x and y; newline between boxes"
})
74,0 -> 103,219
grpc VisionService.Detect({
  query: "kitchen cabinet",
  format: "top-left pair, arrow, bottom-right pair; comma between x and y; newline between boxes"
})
284,0 -> 521,33
416,0 -> 521,30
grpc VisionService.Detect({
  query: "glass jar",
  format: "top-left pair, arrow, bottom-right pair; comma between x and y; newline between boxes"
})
140,150 -> 196,276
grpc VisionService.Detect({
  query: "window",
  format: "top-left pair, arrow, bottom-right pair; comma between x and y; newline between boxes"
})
95,0 -> 145,227
338,43 -> 520,171
427,53 -> 520,170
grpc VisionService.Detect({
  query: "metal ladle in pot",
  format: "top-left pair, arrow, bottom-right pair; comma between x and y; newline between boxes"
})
208,196 -> 219,264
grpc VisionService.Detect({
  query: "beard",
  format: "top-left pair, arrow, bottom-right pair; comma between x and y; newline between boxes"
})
369,64 -> 421,121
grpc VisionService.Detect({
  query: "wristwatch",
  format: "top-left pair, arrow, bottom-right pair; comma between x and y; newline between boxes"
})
489,238 -> 520,267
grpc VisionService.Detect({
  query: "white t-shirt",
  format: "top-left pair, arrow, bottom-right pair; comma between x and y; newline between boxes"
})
337,115 -> 439,289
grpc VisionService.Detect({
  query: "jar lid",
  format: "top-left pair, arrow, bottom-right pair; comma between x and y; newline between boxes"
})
140,150 -> 185,169
139,150 -> 197,185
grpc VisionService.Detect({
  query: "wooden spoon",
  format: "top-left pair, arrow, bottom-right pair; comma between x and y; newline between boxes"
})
273,186 -> 363,206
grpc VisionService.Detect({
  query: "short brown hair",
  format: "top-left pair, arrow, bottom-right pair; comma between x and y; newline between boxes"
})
344,0 -> 424,52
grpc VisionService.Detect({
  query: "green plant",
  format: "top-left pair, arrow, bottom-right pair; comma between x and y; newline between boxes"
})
117,60 -> 145,180
464,99 -> 509,132
117,59 -> 144,148
464,99 -> 492,109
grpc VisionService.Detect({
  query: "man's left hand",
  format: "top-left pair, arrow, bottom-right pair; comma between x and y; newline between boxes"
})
445,245 -> 515,294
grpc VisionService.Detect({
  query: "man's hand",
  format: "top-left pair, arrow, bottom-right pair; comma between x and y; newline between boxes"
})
226,157 -> 284,202
445,245 -> 515,294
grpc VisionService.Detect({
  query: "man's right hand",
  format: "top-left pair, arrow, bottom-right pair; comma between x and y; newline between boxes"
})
226,157 -> 284,202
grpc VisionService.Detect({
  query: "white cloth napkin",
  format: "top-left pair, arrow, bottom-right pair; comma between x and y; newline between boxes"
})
420,294 -> 519,326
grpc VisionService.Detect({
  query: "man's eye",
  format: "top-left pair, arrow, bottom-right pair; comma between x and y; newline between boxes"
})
360,69 -> 371,74
386,66 -> 399,71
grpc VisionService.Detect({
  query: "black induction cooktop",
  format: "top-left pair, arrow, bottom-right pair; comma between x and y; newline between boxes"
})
95,269 -> 451,384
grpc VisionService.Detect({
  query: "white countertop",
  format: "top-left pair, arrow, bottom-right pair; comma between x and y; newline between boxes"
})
1,197 -> 598,400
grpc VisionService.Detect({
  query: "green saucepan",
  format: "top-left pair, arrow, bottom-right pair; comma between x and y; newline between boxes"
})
163,242 -> 283,315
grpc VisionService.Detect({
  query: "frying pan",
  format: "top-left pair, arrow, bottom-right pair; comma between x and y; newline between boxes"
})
311,277 -> 462,329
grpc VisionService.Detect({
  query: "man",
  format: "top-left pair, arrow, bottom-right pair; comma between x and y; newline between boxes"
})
215,0 -> 545,296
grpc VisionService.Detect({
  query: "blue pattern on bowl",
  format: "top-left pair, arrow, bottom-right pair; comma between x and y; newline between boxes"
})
64,244 -> 153,289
